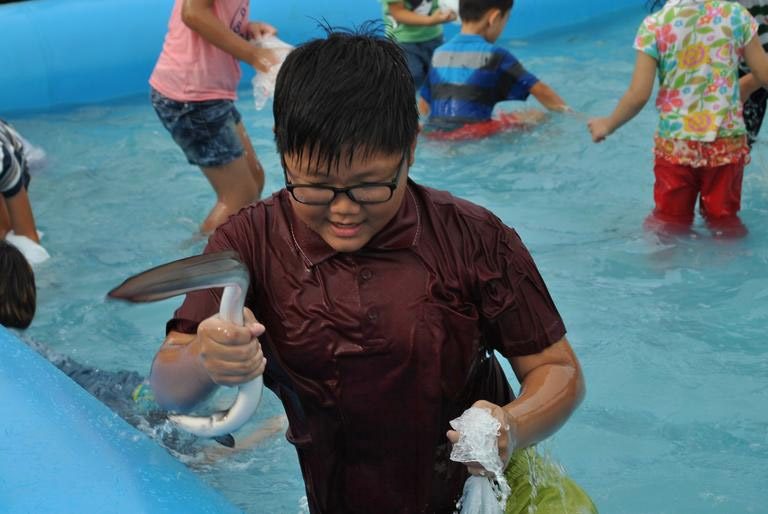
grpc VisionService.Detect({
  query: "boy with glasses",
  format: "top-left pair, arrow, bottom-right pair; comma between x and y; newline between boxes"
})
149,29 -> 595,513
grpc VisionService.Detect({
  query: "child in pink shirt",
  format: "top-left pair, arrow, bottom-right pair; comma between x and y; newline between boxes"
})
150,0 -> 278,235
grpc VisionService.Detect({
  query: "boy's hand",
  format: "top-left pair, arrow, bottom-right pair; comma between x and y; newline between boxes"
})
446,400 -> 515,476
193,307 -> 266,386
587,117 -> 614,143
430,9 -> 457,24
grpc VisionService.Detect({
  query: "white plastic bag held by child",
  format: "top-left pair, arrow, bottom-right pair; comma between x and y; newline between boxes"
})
250,35 -> 293,110
449,407 -> 512,513
438,0 -> 460,22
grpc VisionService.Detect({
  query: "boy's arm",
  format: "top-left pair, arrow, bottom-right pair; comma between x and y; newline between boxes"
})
181,0 -> 277,73
5,188 -> 39,243
388,2 -> 456,26
588,50 -> 657,143
150,309 -> 266,411
447,337 -> 584,469
529,81 -> 569,112
501,337 -> 584,451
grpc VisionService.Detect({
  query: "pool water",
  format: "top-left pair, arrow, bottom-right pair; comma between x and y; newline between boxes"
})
9,5 -> 768,513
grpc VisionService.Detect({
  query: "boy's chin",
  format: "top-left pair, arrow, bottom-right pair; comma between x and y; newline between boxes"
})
322,233 -> 370,253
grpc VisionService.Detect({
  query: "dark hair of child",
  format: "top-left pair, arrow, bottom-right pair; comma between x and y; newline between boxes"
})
647,0 -> 665,11
0,240 -> 36,329
273,26 -> 419,175
459,0 -> 514,22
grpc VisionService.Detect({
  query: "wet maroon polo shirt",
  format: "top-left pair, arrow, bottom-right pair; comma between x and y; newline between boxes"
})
168,180 -> 566,513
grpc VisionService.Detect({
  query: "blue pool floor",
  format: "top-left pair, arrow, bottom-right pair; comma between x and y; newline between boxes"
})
7,5 -> 768,513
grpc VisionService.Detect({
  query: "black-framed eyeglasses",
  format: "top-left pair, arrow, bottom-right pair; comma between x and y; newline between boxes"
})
282,151 -> 408,206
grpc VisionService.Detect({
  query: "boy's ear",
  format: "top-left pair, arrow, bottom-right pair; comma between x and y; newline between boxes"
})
487,8 -> 502,26
408,135 -> 418,166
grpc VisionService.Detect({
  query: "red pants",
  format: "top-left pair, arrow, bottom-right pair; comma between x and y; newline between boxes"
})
650,157 -> 747,236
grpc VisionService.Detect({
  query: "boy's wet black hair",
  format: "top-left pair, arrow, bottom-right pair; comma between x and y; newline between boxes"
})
0,240 -> 36,329
459,0 -> 514,22
273,24 -> 418,174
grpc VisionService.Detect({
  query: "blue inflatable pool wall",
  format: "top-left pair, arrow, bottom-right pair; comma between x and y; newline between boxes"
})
0,326 -> 239,512
0,0 -> 643,510
1,0 -> 643,114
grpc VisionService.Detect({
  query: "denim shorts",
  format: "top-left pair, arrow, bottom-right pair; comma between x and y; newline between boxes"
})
150,88 -> 244,167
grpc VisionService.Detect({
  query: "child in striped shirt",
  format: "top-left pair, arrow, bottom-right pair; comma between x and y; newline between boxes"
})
420,0 -> 568,139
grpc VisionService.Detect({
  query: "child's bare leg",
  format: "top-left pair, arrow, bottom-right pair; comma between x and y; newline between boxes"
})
235,121 -> 265,198
202,414 -> 288,462
200,156 -> 261,234
6,189 -> 39,243
0,197 -> 10,239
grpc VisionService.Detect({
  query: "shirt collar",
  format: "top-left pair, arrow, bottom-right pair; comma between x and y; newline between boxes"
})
286,180 -> 421,267
454,33 -> 486,42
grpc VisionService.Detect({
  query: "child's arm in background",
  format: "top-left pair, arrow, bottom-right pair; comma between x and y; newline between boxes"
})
388,2 -> 456,26
5,189 -> 39,243
740,73 -> 761,103
740,35 -> 768,101
529,82 -> 569,112
588,51 -> 657,143
181,0 -> 277,73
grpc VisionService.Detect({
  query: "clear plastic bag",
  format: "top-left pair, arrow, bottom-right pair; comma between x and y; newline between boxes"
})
449,407 -> 511,514
250,35 -> 294,110
438,0 -> 460,22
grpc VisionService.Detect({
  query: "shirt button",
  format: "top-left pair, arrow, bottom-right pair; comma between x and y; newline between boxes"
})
360,268 -> 373,281
367,308 -> 379,321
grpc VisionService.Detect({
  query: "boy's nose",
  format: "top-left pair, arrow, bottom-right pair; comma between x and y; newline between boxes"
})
329,191 -> 362,214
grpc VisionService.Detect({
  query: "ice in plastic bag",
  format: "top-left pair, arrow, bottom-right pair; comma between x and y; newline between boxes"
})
250,35 -> 294,110
438,0 -> 460,22
449,407 -> 511,513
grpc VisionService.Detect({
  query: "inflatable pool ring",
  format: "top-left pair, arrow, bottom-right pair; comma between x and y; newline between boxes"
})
425,112 -> 525,141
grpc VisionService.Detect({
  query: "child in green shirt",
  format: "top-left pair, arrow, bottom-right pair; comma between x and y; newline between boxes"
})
381,0 -> 456,88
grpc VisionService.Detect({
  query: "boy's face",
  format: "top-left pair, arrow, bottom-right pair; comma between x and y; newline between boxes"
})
283,148 -> 413,253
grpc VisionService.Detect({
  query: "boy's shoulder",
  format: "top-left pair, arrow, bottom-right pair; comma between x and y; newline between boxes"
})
411,181 -> 509,234
434,34 -> 516,64
439,32 -> 498,51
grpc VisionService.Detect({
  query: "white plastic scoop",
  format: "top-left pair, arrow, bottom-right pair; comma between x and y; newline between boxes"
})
108,251 -> 263,447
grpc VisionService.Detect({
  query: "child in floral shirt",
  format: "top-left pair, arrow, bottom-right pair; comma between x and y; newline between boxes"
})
588,0 -> 768,237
